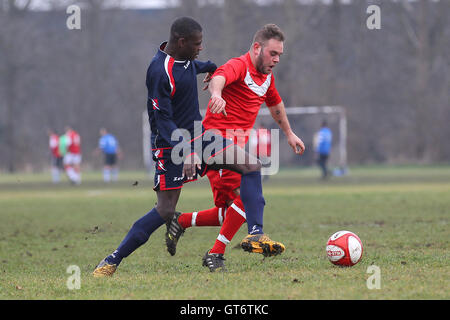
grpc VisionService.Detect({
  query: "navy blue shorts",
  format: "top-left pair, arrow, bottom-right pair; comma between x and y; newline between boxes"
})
104,153 -> 117,166
152,131 -> 234,191
51,156 -> 63,169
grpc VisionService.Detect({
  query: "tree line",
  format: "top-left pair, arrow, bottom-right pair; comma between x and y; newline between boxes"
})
0,0 -> 449,172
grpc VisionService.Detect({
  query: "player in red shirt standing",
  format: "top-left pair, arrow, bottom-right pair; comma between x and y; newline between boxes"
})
47,128 -> 63,183
166,24 -> 305,271
250,123 -> 272,162
63,126 -> 82,185
250,123 -> 272,181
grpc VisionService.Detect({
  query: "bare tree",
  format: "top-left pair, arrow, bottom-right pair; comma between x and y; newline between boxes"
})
0,0 -> 35,172
1,0 -> 449,171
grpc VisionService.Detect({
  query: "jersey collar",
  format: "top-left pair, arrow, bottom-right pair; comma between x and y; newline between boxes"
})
158,41 -> 187,63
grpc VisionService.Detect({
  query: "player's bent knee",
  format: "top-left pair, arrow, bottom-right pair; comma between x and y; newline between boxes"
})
155,206 -> 175,222
245,161 -> 262,173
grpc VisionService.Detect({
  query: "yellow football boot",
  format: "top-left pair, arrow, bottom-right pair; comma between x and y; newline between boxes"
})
240,234 -> 285,257
92,259 -> 117,277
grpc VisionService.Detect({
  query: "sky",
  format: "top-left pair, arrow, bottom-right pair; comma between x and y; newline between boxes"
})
25,0 -> 175,11
24,0 -> 426,11
115,0 -> 175,9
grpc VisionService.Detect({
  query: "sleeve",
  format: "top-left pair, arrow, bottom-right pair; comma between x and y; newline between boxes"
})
147,69 -> 191,151
211,58 -> 246,86
193,60 -> 217,74
265,73 -> 282,107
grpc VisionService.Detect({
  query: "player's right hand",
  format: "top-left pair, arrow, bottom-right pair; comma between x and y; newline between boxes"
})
183,152 -> 202,180
208,95 -> 227,116
287,133 -> 305,155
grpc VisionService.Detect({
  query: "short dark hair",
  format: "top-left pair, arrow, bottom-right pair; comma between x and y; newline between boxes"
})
253,24 -> 285,45
169,17 -> 202,42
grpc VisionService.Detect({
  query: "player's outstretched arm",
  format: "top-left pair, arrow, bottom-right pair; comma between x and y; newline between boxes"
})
207,75 -> 227,116
269,101 -> 305,155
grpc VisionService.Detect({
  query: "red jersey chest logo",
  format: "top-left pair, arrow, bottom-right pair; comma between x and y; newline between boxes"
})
244,69 -> 272,97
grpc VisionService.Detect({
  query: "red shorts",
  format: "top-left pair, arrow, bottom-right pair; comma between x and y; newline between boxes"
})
206,169 -> 241,207
205,130 -> 246,207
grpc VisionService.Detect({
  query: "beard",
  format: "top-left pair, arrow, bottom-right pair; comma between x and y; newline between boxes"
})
256,49 -> 271,74
256,51 -> 269,74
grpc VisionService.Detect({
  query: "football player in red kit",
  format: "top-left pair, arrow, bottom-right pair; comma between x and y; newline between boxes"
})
47,128 -> 63,183
166,24 -> 305,272
63,126 -> 82,185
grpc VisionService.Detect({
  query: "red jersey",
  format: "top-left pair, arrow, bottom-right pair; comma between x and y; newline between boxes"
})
66,130 -> 81,154
202,52 -> 282,145
49,134 -> 61,158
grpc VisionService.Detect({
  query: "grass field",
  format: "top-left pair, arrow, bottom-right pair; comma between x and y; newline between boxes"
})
0,166 -> 449,300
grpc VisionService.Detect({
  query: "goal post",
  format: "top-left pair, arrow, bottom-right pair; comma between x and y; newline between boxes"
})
142,105 -> 348,172
256,106 -> 347,170
142,112 -> 152,171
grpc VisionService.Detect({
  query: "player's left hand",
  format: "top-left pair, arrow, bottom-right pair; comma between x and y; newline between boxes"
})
287,133 -> 305,155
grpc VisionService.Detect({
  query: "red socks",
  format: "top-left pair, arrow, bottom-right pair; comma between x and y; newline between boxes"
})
178,197 -> 247,255
210,197 -> 246,254
178,207 -> 224,229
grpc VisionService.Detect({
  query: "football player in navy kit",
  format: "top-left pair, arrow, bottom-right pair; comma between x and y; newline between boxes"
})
93,17 -> 277,276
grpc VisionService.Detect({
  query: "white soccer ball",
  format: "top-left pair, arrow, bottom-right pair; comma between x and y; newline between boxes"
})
326,230 -> 363,267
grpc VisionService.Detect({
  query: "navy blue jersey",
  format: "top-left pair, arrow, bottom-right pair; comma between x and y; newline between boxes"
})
146,42 -> 217,151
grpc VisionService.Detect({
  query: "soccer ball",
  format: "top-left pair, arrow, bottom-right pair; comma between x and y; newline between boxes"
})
326,230 -> 363,267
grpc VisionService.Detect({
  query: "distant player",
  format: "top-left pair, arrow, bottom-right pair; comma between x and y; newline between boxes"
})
250,123 -> 272,169
93,17 -> 287,277
63,126 -> 82,185
47,128 -> 63,183
165,24 -> 305,272
96,128 -> 121,182
314,120 -> 332,179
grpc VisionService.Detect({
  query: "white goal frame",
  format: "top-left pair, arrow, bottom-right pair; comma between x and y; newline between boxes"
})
257,105 -> 347,169
142,105 -> 347,170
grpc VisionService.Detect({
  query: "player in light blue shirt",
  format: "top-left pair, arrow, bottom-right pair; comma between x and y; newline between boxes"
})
98,128 -> 121,182
315,120 -> 332,179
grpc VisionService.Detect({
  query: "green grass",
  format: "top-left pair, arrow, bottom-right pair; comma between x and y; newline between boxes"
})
0,166 -> 449,300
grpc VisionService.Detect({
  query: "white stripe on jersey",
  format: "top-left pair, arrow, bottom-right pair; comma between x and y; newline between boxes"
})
164,55 -> 174,96
244,69 -> 272,97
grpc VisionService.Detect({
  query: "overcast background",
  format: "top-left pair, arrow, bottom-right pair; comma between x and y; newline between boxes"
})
0,0 -> 449,172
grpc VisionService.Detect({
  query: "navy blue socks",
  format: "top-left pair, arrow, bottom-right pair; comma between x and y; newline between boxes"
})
106,207 -> 165,266
240,171 -> 265,235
